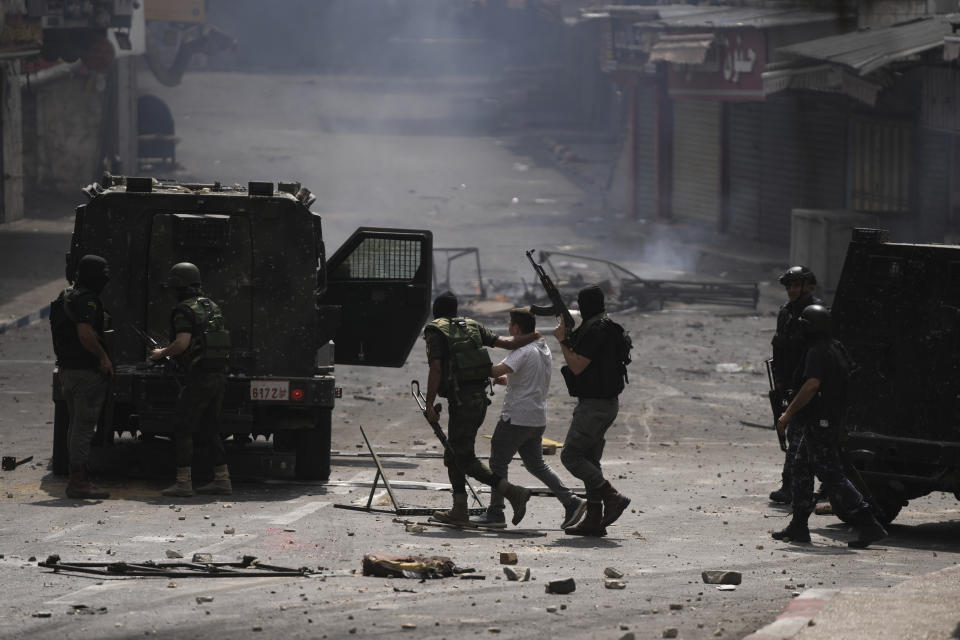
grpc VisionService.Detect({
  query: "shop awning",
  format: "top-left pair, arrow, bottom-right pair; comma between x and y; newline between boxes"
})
777,17 -> 953,75
641,5 -> 843,29
761,63 -> 883,106
648,33 -> 716,65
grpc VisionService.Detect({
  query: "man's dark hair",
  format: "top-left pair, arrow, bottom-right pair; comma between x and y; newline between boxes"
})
509,308 -> 536,334
432,290 -> 458,319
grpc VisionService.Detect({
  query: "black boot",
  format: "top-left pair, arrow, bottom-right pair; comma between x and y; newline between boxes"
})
599,481 -> 631,527
769,481 -> 791,504
565,500 -> 606,537
772,512 -> 811,543
848,512 -> 887,549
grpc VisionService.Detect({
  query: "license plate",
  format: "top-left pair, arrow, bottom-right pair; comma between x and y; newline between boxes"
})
250,380 -> 289,401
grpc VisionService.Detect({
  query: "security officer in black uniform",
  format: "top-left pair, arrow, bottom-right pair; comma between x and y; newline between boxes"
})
553,285 -> 631,537
150,262 -> 232,497
50,254 -> 112,499
769,266 -> 822,504
424,291 -> 537,526
773,305 -> 886,548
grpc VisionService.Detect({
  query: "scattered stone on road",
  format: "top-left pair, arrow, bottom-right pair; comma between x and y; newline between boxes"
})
545,578 -> 576,594
604,567 -> 624,579
663,628 -> 679,638
192,553 -> 213,563
604,579 -> 626,589
702,570 -> 742,585
499,552 -> 517,565
195,596 -> 214,604
165,549 -> 183,559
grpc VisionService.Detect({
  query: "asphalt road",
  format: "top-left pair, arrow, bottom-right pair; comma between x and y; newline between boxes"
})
0,68 -> 958,640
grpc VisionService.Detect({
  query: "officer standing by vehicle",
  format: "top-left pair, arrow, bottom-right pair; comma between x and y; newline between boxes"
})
150,263 -> 232,497
773,304 -> 887,548
769,266 -> 822,504
424,291 -> 537,526
553,285 -> 631,537
50,255 -> 113,499
470,308 -> 587,530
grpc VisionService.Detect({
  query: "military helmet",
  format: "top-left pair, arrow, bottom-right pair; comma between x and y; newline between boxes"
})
778,265 -> 817,286
799,304 -> 832,337
167,262 -> 201,289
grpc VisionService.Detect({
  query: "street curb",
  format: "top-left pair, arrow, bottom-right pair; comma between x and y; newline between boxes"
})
742,588 -> 839,640
0,304 -> 50,336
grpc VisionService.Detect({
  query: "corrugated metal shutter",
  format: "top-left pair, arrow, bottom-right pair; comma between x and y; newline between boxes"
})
758,94 -> 847,246
726,102 -> 761,240
916,127 -> 950,241
849,116 -> 912,214
634,82 -> 657,221
672,99 -> 720,227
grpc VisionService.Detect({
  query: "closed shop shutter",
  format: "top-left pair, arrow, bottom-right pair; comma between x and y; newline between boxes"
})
758,94 -> 847,246
726,101 -> 762,240
672,99 -> 721,227
916,127 -> 950,241
634,82 -> 657,221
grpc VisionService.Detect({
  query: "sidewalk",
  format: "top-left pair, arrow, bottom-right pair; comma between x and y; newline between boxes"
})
746,564 -> 960,640
0,208 -> 74,334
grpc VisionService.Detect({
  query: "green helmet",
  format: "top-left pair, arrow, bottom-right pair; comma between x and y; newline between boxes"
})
167,262 -> 201,289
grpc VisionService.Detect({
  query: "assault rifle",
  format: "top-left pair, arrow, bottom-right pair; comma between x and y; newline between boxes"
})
411,380 -> 485,509
128,324 -> 180,371
765,358 -> 788,452
525,250 -> 576,339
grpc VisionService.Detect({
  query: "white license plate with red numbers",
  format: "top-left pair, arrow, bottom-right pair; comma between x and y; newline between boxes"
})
250,380 -> 289,401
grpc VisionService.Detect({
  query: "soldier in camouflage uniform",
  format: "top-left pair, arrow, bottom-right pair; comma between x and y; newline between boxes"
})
150,263 -> 232,497
423,291 -> 538,526
773,304 -> 886,548
769,266 -> 822,504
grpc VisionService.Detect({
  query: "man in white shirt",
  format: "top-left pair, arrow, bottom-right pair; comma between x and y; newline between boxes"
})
471,308 -> 587,529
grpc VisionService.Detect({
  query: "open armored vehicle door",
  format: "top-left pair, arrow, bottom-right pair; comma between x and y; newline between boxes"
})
322,227 -> 433,367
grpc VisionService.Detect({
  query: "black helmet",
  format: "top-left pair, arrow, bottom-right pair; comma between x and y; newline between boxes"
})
167,262 -> 201,289
778,265 -> 817,286
799,304 -> 832,337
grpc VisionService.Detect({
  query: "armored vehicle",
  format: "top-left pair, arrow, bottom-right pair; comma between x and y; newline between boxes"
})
831,228 -> 960,523
52,175 -> 432,481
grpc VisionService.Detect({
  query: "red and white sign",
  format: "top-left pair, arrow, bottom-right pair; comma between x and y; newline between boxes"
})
668,28 -> 766,101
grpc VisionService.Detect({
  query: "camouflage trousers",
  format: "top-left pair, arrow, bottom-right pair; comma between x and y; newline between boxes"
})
790,421 -> 871,518
174,370 -> 227,471
779,421 -> 805,486
443,393 -> 499,493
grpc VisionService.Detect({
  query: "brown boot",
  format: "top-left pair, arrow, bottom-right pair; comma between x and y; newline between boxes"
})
496,478 -> 531,525
196,465 -> 232,495
161,467 -> 194,497
433,492 -> 470,525
564,500 -> 606,536
65,470 -> 110,500
599,481 -> 631,527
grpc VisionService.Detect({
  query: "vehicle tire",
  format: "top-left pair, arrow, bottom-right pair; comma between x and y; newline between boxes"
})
52,400 -> 70,476
873,492 -> 905,526
829,490 -> 903,526
294,408 -> 331,481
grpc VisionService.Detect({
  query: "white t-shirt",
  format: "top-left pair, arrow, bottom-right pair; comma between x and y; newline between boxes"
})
499,338 -> 552,427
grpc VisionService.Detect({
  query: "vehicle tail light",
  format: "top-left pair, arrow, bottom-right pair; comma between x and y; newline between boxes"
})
290,388 -> 305,402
